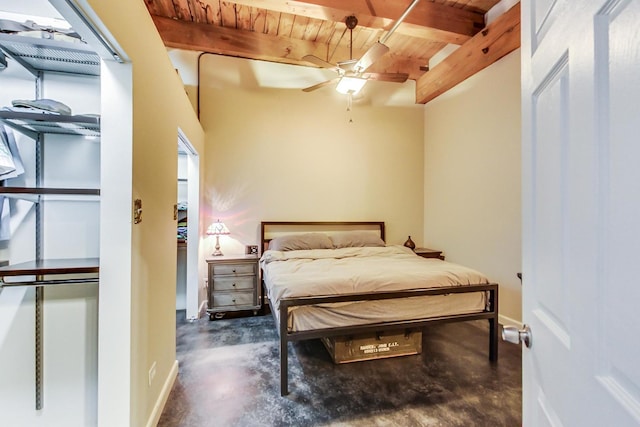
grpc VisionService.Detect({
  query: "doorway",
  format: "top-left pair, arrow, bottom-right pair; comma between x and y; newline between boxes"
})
177,129 -> 200,320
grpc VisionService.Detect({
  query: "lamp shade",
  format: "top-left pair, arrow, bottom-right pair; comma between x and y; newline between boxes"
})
336,76 -> 367,95
206,220 -> 230,236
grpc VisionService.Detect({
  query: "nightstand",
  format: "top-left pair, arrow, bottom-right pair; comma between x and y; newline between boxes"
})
414,248 -> 445,260
206,255 -> 261,320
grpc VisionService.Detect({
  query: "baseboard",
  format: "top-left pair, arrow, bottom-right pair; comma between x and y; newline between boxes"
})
499,314 -> 522,329
146,360 -> 178,427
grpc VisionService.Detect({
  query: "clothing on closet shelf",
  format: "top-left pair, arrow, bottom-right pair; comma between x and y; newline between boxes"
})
177,202 -> 188,240
0,18 -> 83,43
10,98 -> 72,115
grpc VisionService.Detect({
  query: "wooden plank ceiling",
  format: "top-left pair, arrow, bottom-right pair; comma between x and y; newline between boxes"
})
144,0 -> 520,104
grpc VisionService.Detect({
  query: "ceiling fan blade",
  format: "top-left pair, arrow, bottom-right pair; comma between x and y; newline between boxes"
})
362,72 -> 409,83
302,78 -> 340,92
337,59 -> 357,72
354,42 -> 390,73
302,55 -> 338,71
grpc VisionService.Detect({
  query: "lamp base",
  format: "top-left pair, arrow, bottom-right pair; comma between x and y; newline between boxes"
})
212,235 -> 223,256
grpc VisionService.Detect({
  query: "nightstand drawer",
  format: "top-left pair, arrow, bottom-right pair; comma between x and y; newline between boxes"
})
211,291 -> 255,308
212,263 -> 255,276
213,276 -> 254,291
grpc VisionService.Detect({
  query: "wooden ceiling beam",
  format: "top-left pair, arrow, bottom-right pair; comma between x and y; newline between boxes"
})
152,15 -> 316,65
151,14 -> 426,78
228,0 -> 485,44
415,2 -> 520,104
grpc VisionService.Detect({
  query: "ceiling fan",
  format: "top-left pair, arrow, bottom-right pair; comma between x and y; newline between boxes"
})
301,0 -> 420,94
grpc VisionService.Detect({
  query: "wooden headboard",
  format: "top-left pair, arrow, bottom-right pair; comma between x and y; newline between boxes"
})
260,221 -> 385,254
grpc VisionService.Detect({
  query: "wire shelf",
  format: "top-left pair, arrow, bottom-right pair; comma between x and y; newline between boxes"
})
0,33 -> 100,76
0,110 -> 100,137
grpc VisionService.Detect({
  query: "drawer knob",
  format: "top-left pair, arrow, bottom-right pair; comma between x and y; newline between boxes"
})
232,299 -> 236,303
232,283 -> 236,287
232,269 -> 236,273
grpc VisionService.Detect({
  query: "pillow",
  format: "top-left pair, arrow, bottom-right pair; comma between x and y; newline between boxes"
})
268,233 -> 334,251
329,231 -> 385,248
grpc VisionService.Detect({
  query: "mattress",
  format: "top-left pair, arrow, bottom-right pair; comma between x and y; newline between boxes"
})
260,245 -> 491,332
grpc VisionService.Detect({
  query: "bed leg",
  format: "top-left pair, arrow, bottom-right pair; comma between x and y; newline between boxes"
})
280,303 -> 289,396
280,337 -> 288,396
489,317 -> 498,362
488,287 -> 499,362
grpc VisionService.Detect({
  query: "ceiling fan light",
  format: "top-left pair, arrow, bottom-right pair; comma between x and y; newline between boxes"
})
336,76 -> 367,95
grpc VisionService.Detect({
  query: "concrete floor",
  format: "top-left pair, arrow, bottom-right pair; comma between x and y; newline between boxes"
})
159,311 -> 522,427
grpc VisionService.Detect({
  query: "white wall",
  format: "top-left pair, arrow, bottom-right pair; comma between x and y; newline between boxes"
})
83,1 -> 206,426
199,56 -> 425,253
0,34 -> 101,426
424,50 -> 522,324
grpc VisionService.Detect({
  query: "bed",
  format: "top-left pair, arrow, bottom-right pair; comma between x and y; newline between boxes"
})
259,221 -> 499,396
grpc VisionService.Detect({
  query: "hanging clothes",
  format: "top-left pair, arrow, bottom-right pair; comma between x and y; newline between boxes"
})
0,124 -> 24,180
0,196 -> 9,241
0,132 -> 15,176
0,124 -> 24,241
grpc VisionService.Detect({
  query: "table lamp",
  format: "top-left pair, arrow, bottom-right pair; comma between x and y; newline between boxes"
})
207,220 -> 230,256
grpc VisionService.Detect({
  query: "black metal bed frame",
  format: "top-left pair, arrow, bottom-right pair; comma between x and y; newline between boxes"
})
260,221 -> 499,396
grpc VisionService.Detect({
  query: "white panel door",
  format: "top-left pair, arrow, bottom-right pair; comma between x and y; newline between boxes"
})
521,0 -> 640,425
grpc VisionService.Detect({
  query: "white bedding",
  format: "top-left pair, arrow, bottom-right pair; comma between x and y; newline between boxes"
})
260,245 -> 491,332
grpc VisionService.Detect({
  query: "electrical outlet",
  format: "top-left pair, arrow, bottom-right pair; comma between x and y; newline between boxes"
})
246,245 -> 259,255
148,362 -> 156,386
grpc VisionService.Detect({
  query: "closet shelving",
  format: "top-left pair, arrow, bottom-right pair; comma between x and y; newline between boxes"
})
0,33 -> 100,76
0,30 -> 101,411
0,257 -> 100,287
0,32 -> 101,279
0,110 -> 100,138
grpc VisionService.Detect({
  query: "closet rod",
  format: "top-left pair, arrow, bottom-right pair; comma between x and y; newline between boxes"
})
0,278 -> 99,288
